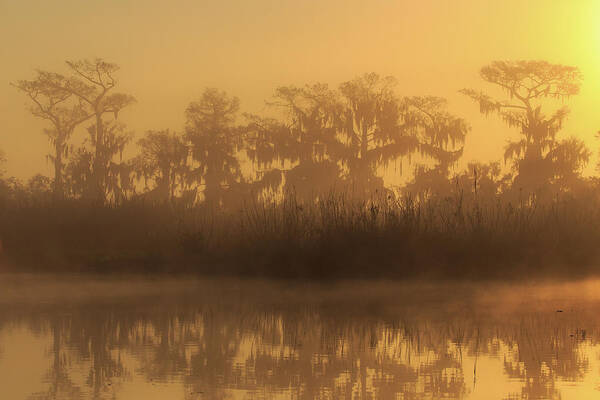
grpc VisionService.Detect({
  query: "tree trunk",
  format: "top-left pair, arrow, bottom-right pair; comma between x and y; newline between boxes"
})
93,113 -> 106,204
360,124 -> 369,161
204,166 -> 220,207
53,139 -> 64,201
358,123 -> 370,191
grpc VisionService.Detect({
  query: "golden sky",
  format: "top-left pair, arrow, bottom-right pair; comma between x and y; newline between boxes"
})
1,0 -> 600,179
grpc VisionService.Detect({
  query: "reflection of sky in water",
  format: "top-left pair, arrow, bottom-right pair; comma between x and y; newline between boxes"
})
2,277 -> 600,399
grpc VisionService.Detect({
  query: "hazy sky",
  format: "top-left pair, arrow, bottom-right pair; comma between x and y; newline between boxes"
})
2,0 -> 600,179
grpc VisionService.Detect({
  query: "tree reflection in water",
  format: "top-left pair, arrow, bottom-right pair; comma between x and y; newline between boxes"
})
0,278 -> 598,400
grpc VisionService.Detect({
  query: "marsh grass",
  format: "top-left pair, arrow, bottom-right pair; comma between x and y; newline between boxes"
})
1,190 -> 600,279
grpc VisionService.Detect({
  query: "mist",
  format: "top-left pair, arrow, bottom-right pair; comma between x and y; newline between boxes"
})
4,2 -> 600,399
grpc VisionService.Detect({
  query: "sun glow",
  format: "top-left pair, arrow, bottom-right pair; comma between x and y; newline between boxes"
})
2,1 -> 600,178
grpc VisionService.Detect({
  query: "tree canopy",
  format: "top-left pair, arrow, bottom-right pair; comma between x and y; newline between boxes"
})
461,60 -> 587,195
7,59 -> 596,208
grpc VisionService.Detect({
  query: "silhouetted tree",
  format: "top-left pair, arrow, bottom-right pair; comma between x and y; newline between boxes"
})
404,96 -> 469,198
64,59 -> 135,203
65,122 -> 134,203
185,88 -> 243,207
65,147 -> 93,200
242,114 -> 290,198
547,137 -> 590,192
339,73 -> 419,196
134,130 -> 191,202
265,83 -> 344,201
13,71 -> 92,199
463,162 -> 505,198
27,174 -> 53,206
0,177 -> 27,208
461,60 -> 587,196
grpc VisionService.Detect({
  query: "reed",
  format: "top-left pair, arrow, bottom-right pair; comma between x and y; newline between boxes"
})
1,189 -> 600,279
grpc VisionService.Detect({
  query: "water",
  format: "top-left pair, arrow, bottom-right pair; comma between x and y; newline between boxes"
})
1,275 -> 600,399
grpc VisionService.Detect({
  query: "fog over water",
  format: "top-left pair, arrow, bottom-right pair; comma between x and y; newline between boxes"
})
2,275 -> 600,399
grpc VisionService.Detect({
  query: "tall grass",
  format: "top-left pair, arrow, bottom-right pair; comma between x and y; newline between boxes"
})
1,190 -> 600,279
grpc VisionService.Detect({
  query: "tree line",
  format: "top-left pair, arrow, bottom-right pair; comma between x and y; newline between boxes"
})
2,59 -> 594,208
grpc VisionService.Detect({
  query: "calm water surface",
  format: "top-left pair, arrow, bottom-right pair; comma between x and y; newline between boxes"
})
1,275 -> 600,399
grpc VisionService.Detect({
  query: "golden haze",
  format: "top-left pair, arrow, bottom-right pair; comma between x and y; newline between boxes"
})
1,0 -> 600,178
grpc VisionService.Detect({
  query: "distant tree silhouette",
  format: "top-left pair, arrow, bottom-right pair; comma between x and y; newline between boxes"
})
547,136 -> 591,192
26,174 -> 54,206
185,88 -> 244,207
461,60 -> 588,196
65,122 -> 134,203
14,59 -> 134,203
464,162 -> 506,198
241,114 -> 290,198
0,173 -> 53,209
64,59 -> 135,203
13,71 -> 92,199
134,130 -> 191,202
338,73 -> 419,196
265,83 -> 344,201
249,77 -> 463,202
13,63 -> 597,206
404,96 -> 469,198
